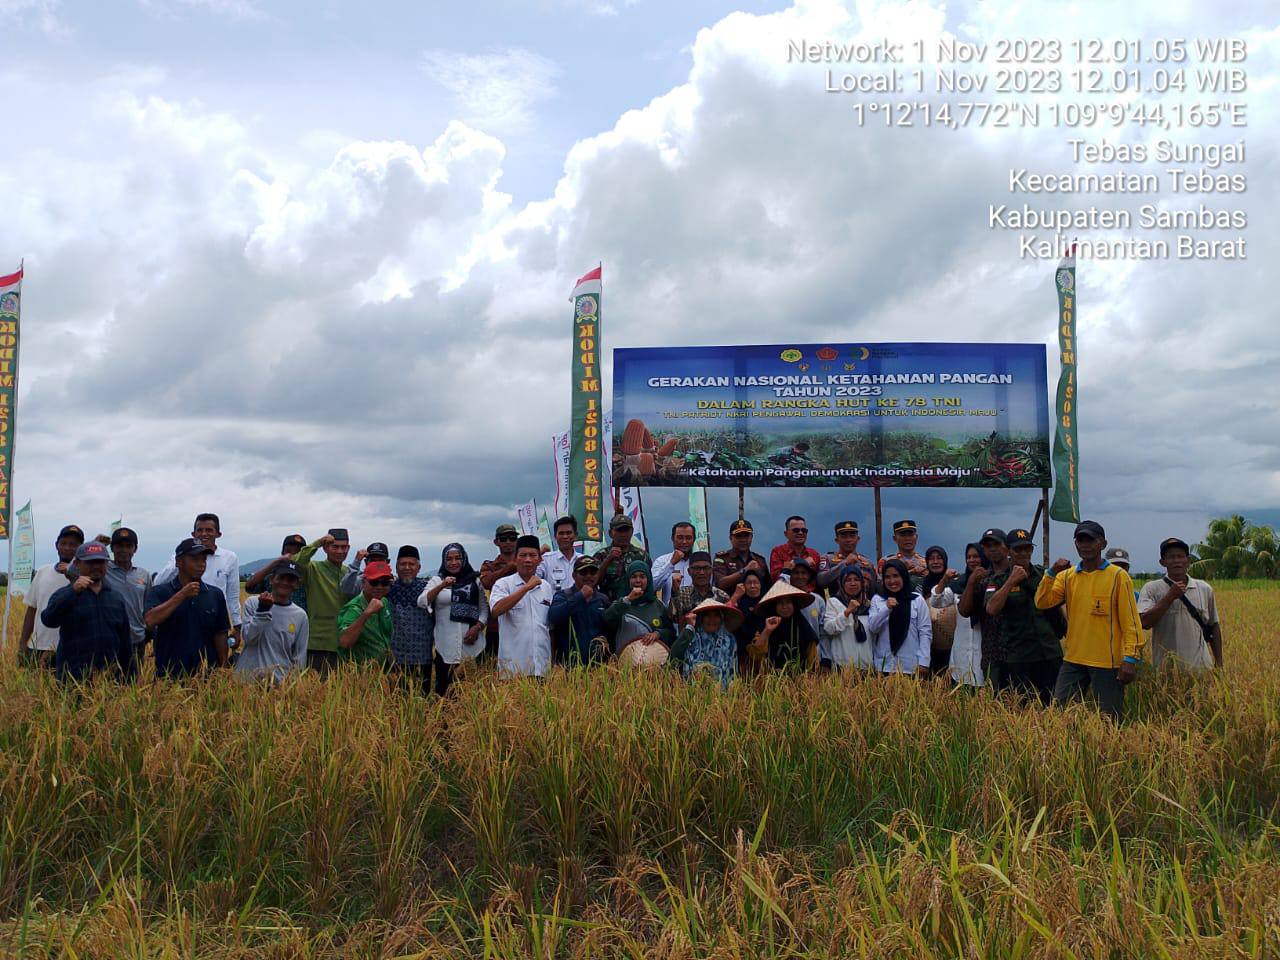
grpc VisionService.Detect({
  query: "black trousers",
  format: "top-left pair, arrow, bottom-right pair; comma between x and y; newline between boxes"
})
306,649 -> 339,676
992,657 -> 1061,707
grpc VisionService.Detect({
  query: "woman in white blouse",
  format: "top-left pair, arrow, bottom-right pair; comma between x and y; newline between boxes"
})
418,543 -> 488,694
822,568 -> 874,671
867,558 -> 933,675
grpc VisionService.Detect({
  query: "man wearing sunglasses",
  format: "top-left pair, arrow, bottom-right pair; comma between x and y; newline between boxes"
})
479,524 -> 522,659
337,560 -> 395,666
1035,520 -> 1143,720
769,515 -> 822,582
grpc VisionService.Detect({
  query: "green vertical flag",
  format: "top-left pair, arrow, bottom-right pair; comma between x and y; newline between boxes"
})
568,265 -> 605,543
1049,244 -> 1080,523
688,488 -> 709,553
0,263 -> 22,541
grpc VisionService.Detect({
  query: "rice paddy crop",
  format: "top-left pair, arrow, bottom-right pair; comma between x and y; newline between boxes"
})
1,584 -> 1277,957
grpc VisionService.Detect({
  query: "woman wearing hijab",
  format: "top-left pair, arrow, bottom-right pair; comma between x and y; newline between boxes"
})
787,557 -> 829,669
822,568 -> 874,671
920,545 -> 959,679
419,543 -> 488,694
732,568 -> 768,675
747,580 -> 819,671
867,557 -> 933,675
603,561 -> 675,663
669,599 -> 742,689
948,543 -> 989,687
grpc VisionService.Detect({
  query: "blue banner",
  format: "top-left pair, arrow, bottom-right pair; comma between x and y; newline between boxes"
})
612,342 -> 1050,488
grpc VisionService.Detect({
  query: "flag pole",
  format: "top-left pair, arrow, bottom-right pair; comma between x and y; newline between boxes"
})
1040,488 -> 1051,568
873,486 -> 884,562
737,485 -> 745,521
2,259 -> 23,649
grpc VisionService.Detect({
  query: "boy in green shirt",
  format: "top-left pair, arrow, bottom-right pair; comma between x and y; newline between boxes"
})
337,560 -> 394,665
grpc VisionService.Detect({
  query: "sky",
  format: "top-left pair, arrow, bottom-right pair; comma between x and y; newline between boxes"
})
2,0 -> 1277,574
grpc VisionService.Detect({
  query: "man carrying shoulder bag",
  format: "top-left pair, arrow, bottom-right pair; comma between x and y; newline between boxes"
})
1138,537 -> 1222,672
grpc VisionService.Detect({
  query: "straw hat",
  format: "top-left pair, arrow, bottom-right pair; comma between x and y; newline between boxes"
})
619,638 -> 669,668
755,579 -> 815,614
688,598 -> 743,632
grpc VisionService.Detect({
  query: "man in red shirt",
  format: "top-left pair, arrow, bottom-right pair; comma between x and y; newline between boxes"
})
769,515 -> 822,581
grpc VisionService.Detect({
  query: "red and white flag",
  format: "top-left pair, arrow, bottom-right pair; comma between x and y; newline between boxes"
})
0,265 -> 21,297
570,264 -> 601,298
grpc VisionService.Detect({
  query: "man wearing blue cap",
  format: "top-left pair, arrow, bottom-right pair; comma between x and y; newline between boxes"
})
145,538 -> 232,678
40,540 -> 135,682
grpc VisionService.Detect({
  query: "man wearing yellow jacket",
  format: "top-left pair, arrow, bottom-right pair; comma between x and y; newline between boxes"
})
1035,519 -> 1142,721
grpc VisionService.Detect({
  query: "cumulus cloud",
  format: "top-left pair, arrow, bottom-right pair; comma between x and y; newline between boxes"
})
421,47 -> 561,136
0,0 -> 62,33
5,0 -> 1277,568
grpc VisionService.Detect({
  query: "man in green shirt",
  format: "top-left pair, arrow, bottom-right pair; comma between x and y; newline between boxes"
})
337,560 -> 394,665
293,528 -> 353,675
983,527 -> 1064,706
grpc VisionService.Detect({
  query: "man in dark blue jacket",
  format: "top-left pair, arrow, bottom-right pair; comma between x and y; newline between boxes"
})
549,555 -> 611,666
40,540 -> 134,682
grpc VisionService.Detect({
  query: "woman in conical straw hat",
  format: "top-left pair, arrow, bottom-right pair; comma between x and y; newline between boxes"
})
746,579 -> 818,671
669,598 -> 742,688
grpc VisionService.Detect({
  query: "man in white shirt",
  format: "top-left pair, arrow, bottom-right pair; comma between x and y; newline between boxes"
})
1139,536 -> 1221,672
537,515 -> 583,594
18,524 -> 84,668
651,521 -> 697,605
154,512 -> 243,647
489,534 -> 555,678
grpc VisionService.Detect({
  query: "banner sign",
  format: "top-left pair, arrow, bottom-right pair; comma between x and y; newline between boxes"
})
11,500 -> 33,593
567,266 -> 605,542
612,342 -> 1050,488
536,507 -> 553,551
1049,247 -> 1081,523
0,265 -> 20,538
517,499 -> 539,537
555,410 -> 644,535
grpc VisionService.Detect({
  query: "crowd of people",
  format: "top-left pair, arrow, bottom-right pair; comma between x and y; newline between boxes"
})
16,509 -> 1224,720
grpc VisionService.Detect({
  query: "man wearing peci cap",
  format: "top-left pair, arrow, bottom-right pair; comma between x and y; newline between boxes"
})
1036,520 -> 1143,720
145,538 -> 232,678
337,560 -> 395,665
293,529 -> 354,674
713,519 -> 769,593
982,528 -> 1064,706
1138,537 -> 1222,672
386,545 -> 434,691
40,540 -> 135,682
490,535 -> 557,678
236,563 -> 309,684
549,554 -> 612,666
19,524 -> 85,668
244,534 -> 308,611
340,541 -> 391,599
817,520 -> 877,598
479,524 -> 522,659
593,514 -> 651,606
877,519 -> 928,589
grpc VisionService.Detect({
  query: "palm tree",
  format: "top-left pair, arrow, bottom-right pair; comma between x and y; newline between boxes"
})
1191,515 -> 1280,579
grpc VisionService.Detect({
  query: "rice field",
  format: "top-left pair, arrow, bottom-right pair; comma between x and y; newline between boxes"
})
0,584 -> 1277,958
